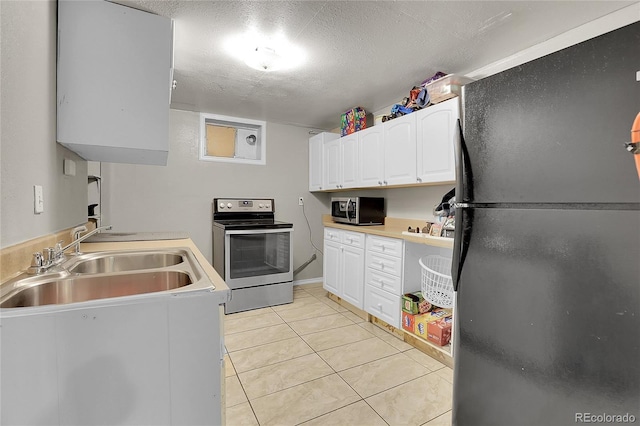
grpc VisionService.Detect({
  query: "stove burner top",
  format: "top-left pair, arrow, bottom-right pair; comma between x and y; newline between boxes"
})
213,219 -> 293,230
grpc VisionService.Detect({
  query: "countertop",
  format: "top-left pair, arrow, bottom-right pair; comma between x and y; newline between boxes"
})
322,215 -> 454,249
81,237 -> 230,304
85,231 -> 190,242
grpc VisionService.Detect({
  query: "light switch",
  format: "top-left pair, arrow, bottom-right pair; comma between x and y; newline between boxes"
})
63,158 -> 76,176
34,185 -> 44,214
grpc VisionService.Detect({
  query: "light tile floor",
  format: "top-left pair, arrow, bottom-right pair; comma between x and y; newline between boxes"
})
224,283 -> 453,426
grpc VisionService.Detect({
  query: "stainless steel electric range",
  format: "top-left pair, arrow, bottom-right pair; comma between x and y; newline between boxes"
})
212,198 -> 293,314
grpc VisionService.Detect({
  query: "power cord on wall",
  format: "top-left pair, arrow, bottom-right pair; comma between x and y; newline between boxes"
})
293,201 -> 322,276
301,201 -> 323,256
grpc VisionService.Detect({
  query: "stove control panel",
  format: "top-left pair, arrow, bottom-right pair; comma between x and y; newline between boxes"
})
214,198 -> 274,212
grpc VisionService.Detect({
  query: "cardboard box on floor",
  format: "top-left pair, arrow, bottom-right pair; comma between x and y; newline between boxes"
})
427,316 -> 453,346
414,308 -> 452,338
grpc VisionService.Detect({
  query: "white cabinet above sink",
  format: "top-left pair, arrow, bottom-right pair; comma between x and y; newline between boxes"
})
56,0 -> 173,166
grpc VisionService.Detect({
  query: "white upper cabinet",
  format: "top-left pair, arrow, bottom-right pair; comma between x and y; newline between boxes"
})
358,126 -> 385,187
416,98 -> 459,184
341,133 -> 359,189
384,113 -> 417,186
309,132 -> 338,191
323,138 -> 341,190
321,133 -> 357,190
308,96 -> 460,191
323,228 -> 365,309
57,0 -> 173,166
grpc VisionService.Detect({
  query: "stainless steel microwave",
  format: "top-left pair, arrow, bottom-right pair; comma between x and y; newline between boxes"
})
331,197 -> 385,225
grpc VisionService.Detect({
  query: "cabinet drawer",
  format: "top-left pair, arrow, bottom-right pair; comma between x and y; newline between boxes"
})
364,285 -> 401,328
367,235 -> 403,258
365,268 -> 401,295
366,252 -> 402,277
342,231 -> 364,248
324,228 -> 341,242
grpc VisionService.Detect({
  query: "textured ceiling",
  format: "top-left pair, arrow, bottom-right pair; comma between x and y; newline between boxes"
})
116,1 -> 633,130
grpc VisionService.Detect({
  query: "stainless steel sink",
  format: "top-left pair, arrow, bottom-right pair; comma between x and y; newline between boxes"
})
0,247 -> 215,309
67,251 -> 184,274
0,271 -> 191,308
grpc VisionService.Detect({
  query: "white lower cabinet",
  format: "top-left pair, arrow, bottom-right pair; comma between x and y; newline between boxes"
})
323,228 -> 365,309
364,235 -> 405,328
323,240 -> 342,295
364,285 -> 401,327
341,245 -> 365,307
0,292 -> 223,425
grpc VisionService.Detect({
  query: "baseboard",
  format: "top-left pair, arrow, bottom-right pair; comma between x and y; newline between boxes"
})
293,277 -> 323,286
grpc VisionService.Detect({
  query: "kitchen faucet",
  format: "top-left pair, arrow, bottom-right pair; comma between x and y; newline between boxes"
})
27,225 -> 112,275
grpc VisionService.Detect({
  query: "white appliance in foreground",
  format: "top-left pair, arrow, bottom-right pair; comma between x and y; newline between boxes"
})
1,288 -> 224,425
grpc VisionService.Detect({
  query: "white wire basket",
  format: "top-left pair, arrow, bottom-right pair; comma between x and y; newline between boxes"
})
420,255 -> 454,308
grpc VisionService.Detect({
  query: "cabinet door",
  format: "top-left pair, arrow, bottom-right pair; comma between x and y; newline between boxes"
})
323,240 -> 342,295
55,302 -> 171,425
358,126 -> 385,187
341,134 -> 359,188
57,0 -> 172,166
309,134 -> 324,191
341,246 -> 364,309
323,138 -> 342,190
1,313 -> 59,425
384,113 -> 417,185
416,98 -> 459,184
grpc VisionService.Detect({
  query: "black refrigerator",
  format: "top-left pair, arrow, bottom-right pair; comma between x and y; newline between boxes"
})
452,22 -> 640,425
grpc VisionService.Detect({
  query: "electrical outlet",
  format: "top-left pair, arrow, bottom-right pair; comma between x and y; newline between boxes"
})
298,197 -> 304,206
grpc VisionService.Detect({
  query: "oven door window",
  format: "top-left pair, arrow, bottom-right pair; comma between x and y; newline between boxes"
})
227,231 -> 291,279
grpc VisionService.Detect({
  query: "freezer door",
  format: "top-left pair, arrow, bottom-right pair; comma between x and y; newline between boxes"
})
463,22 -> 640,204
453,207 -> 639,425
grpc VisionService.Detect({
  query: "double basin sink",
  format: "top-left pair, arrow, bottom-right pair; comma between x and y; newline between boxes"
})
0,248 -> 212,309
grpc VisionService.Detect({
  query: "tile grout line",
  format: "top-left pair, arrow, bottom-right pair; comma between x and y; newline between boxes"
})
292,400 -> 366,426
293,289 -> 379,425
232,287 -> 446,426
302,287 -> 412,425
225,323 -> 299,354
255,287 -> 372,425
229,287 -> 330,424
245,370 -> 337,405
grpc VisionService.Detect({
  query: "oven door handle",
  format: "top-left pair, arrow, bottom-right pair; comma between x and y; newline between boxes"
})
225,228 -> 293,235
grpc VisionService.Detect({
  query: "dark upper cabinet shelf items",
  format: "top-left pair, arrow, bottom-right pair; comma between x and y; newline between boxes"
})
57,0 -> 173,166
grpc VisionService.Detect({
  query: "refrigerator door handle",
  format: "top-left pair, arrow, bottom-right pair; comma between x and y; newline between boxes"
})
454,119 -> 473,203
451,206 -> 472,291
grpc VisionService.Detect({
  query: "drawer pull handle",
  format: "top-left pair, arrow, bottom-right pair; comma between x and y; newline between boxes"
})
377,303 -> 383,311
372,278 -> 385,286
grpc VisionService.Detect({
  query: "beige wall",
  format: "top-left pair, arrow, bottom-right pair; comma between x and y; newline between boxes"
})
0,0 -> 88,249
101,109 -> 332,281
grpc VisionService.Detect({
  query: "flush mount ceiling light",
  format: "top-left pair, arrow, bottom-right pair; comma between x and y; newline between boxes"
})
225,31 -> 305,72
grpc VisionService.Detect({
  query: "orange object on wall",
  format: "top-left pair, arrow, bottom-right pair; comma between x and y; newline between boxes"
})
631,112 -> 640,180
